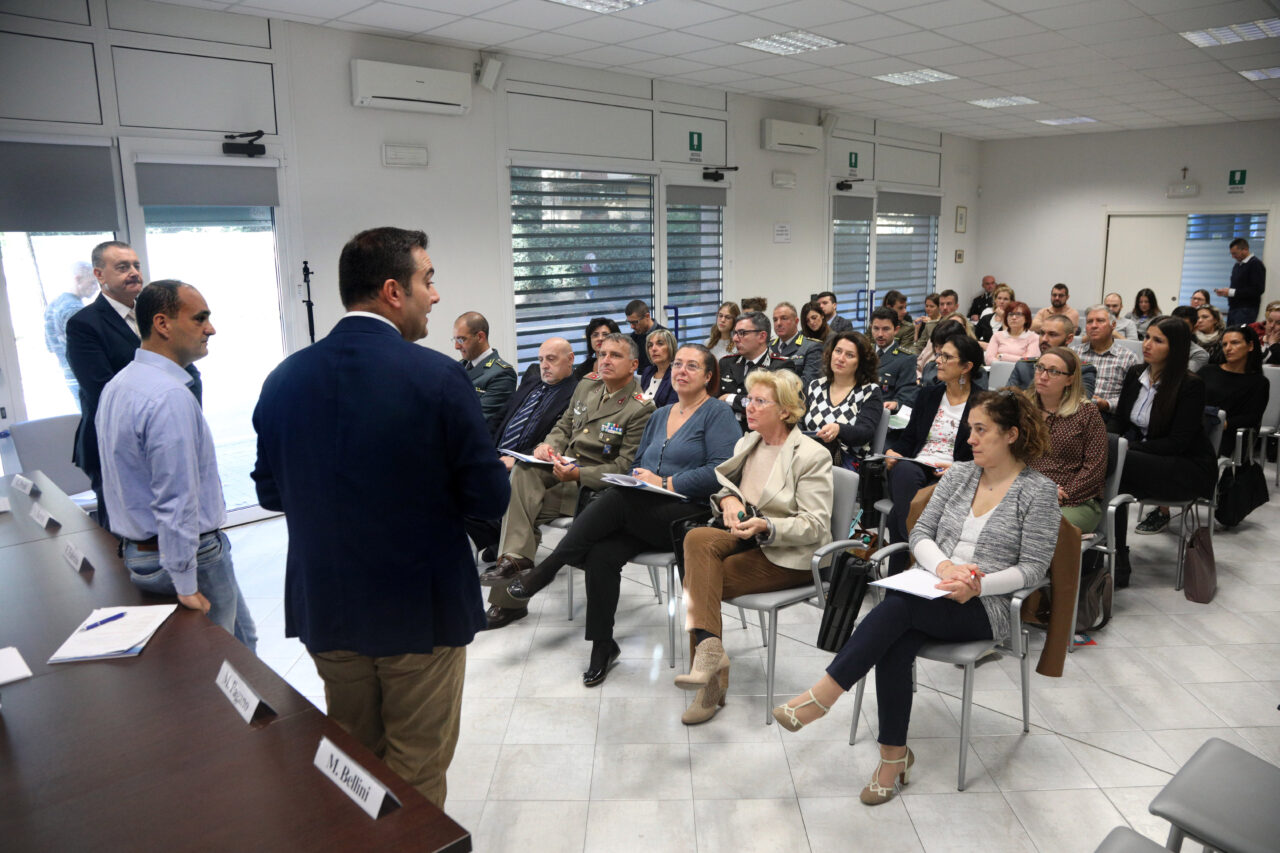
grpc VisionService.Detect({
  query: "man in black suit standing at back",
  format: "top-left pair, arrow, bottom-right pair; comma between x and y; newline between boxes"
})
1216,237 -> 1267,325
66,241 -> 201,531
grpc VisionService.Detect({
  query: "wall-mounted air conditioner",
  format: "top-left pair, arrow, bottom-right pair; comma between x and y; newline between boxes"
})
351,59 -> 471,116
761,118 -> 823,154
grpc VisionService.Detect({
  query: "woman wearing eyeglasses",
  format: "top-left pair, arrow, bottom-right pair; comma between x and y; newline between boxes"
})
677,369 -> 833,725
985,300 -> 1039,364
1025,347 -> 1107,533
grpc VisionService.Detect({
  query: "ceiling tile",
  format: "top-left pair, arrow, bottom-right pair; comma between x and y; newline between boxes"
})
477,0 -> 594,28
731,55 -> 825,75
423,17 -> 537,45
1094,33 -> 1195,57
860,30 -> 962,55
833,56 -> 920,75
901,44 -> 997,66
614,0 -> 734,28
328,22 -> 402,37
1017,47 -> 1112,68
245,0 -> 367,16
942,56 -> 1029,76
1152,0 -> 1279,32
623,30 -> 724,56
565,44 -> 660,66
810,14 -> 920,43
623,56 -> 712,75
778,66 -> 859,85
696,43 -> 777,66
980,31 -> 1076,55
936,15 -> 1045,43
338,3 -> 458,34
1022,0 -> 1144,30
553,16 -> 665,43
675,66 -> 758,84
703,0 -> 778,12
396,0 -> 509,12
1057,16 -> 1171,45
233,4 -> 328,24
755,0 -> 875,29
500,31 -> 604,54
726,76 -> 801,92
797,44 -> 888,67
1125,0 -> 1210,11
891,0 -> 1010,28
682,14 -> 783,42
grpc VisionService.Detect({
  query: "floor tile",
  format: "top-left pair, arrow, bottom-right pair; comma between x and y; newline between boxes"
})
487,744 -> 595,800
590,743 -> 692,800
1100,786 -> 1172,845
1146,727 -> 1257,765
902,792 -> 1037,852
473,800 -> 589,853
692,798 -> 807,852
1060,731 -> 1177,787
1211,643 -> 1280,682
502,695 -> 600,745
800,796 -> 923,852
1138,644 -> 1251,684
1104,682 -> 1226,731
1236,726 -> 1280,765
1183,681 -> 1280,727
1031,686 -> 1142,733
584,800 -> 695,852
968,734 -> 1095,792
689,741 -> 794,799
1004,788 -> 1126,853
595,695 -> 690,744
446,742 -> 500,801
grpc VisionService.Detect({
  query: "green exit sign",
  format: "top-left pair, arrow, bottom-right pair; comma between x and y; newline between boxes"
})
1229,169 -> 1247,186
689,131 -> 702,152
848,152 -> 858,168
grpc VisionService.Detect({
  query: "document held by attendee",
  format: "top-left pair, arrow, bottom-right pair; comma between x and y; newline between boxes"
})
48,605 -> 177,663
870,568 -> 950,599
600,473 -> 687,499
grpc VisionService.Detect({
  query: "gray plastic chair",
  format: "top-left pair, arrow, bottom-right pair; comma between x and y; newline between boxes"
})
985,359 -> 1015,389
1113,337 -> 1143,359
9,414 -> 95,511
542,516 -> 663,620
1254,365 -> 1280,485
1093,827 -> 1166,852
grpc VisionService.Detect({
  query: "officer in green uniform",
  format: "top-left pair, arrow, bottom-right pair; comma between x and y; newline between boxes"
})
481,332 -> 654,629
454,311 -> 516,431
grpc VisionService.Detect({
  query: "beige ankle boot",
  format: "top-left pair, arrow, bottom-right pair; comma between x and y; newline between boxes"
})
681,666 -> 728,725
674,637 -> 728,690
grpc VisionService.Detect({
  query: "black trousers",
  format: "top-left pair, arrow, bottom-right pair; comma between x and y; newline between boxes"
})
1113,448 -> 1216,556
535,487 -> 708,641
826,591 -> 992,746
885,461 -> 937,574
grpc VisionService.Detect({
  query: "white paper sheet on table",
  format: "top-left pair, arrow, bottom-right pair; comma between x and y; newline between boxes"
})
870,568 -> 950,599
0,646 -> 33,685
48,605 -> 177,663
499,449 -> 576,466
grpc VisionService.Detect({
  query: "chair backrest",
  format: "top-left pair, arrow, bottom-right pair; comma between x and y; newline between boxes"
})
1113,338 -> 1142,358
830,467 -> 859,540
986,360 -> 1014,389
870,409 -> 890,455
1104,435 -> 1128,504
1262,365 -> 1280,429
9,415 -> 90,496
1206,408 -> 1226,453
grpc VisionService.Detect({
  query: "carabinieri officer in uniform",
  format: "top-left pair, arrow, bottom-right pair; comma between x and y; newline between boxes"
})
454,311 -> 516,430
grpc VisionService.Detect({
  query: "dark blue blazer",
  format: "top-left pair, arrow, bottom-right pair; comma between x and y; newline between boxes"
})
491,364 -> 578,449
1229,256 -> 1266,311
888,381 -> 975,463
639,364 -> 677,408
65,293 -> 200,477
252,317 -> 510,656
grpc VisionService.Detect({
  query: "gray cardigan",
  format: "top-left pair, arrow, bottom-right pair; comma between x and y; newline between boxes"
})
909,461 -> 1059,640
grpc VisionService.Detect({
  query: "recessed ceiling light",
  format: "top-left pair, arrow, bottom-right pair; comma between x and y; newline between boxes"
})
738,30 -> 843,55
1037,117 -> 1097,126
1179,17 -> 1280,47
872,69 -> 957,86
544,0 -> 655,13
1239,66 -> 1280,80
968,96 -> 1039,108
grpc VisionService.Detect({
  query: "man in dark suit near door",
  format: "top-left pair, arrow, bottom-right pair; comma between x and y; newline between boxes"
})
65,240 -> 201,531
1216,237 -> 1267,325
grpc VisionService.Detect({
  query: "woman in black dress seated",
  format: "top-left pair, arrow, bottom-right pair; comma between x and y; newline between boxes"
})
1197,325 -> 1270,459
574,317 -> 621,380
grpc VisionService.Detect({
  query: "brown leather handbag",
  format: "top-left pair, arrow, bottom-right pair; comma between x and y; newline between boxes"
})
1183,504 -> 1217,604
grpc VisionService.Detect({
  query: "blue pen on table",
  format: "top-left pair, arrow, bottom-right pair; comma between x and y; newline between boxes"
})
81,612 -> 126,632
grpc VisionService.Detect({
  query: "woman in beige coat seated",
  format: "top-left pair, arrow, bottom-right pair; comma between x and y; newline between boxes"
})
677,369 -> 834,725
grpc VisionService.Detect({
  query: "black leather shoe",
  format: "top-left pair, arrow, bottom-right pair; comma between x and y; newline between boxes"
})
481,604 -> 528,631
479,545 -> 498,563
506,564 -> 560,602
479,555 -> 533,586
582,640 -> 621,687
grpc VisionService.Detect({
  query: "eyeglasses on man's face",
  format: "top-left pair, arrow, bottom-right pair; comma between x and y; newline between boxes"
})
1033,364 -> 1070,378
731,328 -> 764,339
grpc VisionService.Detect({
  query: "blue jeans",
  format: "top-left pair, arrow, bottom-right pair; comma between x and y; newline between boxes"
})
123,531 -> 258,653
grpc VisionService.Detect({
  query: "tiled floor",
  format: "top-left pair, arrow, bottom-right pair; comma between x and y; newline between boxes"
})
228,492 -> 1280,853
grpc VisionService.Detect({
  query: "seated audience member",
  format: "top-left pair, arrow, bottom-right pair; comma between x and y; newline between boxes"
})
975,284 -> 1015,343
937,289 -> 961,321
919,317 -> 983,387
1189,288 -> 1211,309
802,301 -> 830,343
804,331 -> 884,469
1107,318 -> 1216,586
1170,306 -> 1211,371
1010,314 -> 1098,398
1128,288 -> 1161,340
816,290 -> 852,333
1198,325 -> 1269,459
916,314 -> 975,381
884,333 -> 984,572
575,317 -> 620,380
497,345 -> 740,685
707,301 -> 740,359
773,391 -> 1058,808
677,370 -> 833,724
719,310 -> 798,426
1073,305 -> 1139,417
740,296 -> 768,313
869,307 -> 919,413
625,299 -> 667,373
1031,283 -> 1079,334
967,274 -> 996,321
985,300 -> 1039,364
881,290 -> 916,351
770,301 -> 822,384
641,327 -> 678,407
1105,292 -> 1140,340
481,333 -> 654,628
454,311 -> 516,431
1026,348 -> 1107,532
1194,304 -> 1226,363
914,292 -> 941,348
469,337 -> 580,561
1261,300 -> 1280,365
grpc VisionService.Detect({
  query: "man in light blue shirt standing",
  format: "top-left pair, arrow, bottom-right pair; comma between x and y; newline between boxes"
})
96,280 -> 255,650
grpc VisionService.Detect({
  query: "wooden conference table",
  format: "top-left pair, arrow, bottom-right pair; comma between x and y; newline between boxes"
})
0,471 -> 470,852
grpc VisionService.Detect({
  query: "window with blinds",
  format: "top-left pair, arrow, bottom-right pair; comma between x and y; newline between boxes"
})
875,192 -> 939,320
831,195 -> 872,325
510,167 -> 655,370
665,185 -> 724,348
1180,213 -> 1267,309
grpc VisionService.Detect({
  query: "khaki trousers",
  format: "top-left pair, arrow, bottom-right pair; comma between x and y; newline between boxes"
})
498,463 -> 579,560
312,645 -> 466,809
682,526 -> 809,635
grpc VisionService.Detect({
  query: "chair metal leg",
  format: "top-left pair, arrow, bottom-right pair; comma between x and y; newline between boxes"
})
958,663 -> 975,791
758,612 -> 768,647
1020,629 -> 1032,733
849,678 -> 866,745
764,610 -> 779,725
648,565 -> 661,602
737,606 -> 748,629
1165,824 -> 1185,851
667,561 -> 678,669
566,568 -> 575,620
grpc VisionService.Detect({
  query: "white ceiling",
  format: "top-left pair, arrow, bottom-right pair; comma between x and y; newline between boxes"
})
162,0 -> 1280,139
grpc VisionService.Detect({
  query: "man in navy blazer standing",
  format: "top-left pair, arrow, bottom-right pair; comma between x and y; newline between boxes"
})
1216,237 -> 1267,325
251,227 -> 509,808
66,241 -> 201,531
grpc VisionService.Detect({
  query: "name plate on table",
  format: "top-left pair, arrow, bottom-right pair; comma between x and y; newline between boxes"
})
0,498 -> 9,513
215,660 -> 274,723
29,503 -> 58,529
62,541 -> 91,572
11,474 -> 38,496
313,737 -> 401,819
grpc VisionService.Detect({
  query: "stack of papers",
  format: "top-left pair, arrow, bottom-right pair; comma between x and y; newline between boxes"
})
0,646 -> 32,685
870,568 -> 950,599
48,605 -> 177,663
600,473 -> 687,499
499,449 -> 576,466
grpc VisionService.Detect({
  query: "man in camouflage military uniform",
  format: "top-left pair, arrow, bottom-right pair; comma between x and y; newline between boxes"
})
480,332 -> 654,629
454,311 -> 516,431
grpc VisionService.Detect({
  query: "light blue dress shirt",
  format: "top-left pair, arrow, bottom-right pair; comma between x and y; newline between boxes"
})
97,349 -> 225,595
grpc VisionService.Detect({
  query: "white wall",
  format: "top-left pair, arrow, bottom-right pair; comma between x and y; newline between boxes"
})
938,133 -> 981,302
975,120 -> 1279,313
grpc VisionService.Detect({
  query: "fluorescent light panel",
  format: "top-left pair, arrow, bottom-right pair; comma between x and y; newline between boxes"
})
1180,17 -> 1280,47
1037,117 -> 1097,126
873,68 -> 957,86
968,95 -> 1038,108
1239,67 -> 1280,80
544,0 -> 654,13
738,30 -> 843,55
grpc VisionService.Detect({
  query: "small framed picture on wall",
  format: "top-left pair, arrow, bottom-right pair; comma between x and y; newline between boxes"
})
954,250 -> 964,263
955,205 -> 967,233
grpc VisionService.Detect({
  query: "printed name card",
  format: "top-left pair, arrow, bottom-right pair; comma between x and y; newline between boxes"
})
0,498 -> 9,513
11,474 -> 38,496
29,503 -> 58,529
313,737 -> 400,819
215,660 -> 274,723
62,541 -> 91,572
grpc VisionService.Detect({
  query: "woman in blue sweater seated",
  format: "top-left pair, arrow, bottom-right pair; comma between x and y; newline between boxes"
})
498,344 -> 741,686
773,390 -> 1059,805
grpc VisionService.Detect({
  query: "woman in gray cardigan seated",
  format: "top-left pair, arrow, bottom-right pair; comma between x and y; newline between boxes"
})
499,344 -> 741,687
677,369 -> 834,725
773,390 -> 1059,805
